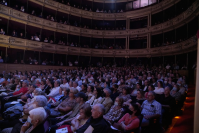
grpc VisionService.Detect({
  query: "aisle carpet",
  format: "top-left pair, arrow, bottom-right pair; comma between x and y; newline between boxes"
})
167,86 -> 195,133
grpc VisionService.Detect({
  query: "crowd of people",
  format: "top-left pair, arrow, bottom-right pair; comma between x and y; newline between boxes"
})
0,64 -> 188,133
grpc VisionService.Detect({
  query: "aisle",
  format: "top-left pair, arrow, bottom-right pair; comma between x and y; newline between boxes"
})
167,86 -> 195,133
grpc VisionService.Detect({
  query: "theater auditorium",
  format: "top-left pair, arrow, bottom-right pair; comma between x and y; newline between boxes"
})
0,0 -> 199,133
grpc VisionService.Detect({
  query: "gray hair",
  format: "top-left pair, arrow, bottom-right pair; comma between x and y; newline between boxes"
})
34,88 -> 42,95
29,107 -> 47,123
23,80 -> 29,85
165,86 -> 171,91
34,95 -> 47,107
148,91 -> 156,97
95,103 -> 105,115
104,88 -> 111,95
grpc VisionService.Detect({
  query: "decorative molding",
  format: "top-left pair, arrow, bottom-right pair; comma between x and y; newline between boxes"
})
0,1 -> 198,38
0,35 -> 197,57
30,0 -> 181,20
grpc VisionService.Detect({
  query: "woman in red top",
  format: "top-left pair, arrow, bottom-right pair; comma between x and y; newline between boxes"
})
144,85 -> 155,99
113,103 -> 141,131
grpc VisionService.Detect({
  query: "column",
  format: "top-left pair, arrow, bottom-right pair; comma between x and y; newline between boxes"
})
147,33 -> 151,48
26,0 -> 29,12
127,36 -> 130,49
126,18 -> 130,29
6,19 -> 9,34
174,55 -> 176,64
66,54 -> 68,66
187,23 -> 189,39
53,53 -> 54,65
38,52 -> 40,65
186,53 -> 188,67
23,49 -> 26,63
163,56 -> 164,66
125,36 -> 128,49
25,25 -> 27,38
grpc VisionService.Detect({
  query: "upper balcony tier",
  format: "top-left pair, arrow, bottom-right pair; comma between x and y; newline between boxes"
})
0,0 -> 198,38
31,0 -> 180,20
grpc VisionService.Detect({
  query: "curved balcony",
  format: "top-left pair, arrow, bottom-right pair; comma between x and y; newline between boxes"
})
0,0 -> 198,38
31,0 -> 180,20
0,35 -> 197,57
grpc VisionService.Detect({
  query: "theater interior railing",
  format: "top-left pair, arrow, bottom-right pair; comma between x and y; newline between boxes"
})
0,0 -> 198,37
30,0 -> 180,19
0,35 -> 197,57
0,63 -> 189,76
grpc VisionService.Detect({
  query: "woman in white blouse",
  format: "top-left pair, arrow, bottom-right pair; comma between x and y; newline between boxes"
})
86,87 -> 103,107
154,81 -> 164,94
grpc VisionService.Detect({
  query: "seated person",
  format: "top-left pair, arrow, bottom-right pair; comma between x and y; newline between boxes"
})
20,107 -> 47,133
85,85 -> 94,100
102,88 -> 113,113
0,95 -> 47,132
53,88 -> 78,114
20,85 -> 38,102
49,92 -> 87,132
76,104 -> 110,133
141,91 -> 161,127
154,81 -> 164,95
46,80 -> 60,98
124,89 -> 145,108
119,87 -> 130,102
56,104 -> 92,133
110,84 -> 119,102
0,80 -> 29,114
170,84 -> 181,101
103,96 -> 124,124
144,85 -> 155,99
159,87 -> 175,129
113,103 -> 140,131
47,87 -> 69,108
86,87 -> 104,107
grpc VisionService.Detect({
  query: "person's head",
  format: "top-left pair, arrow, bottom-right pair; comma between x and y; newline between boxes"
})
73,81 -> 78,88
62,87 -> 70,96
75,92 -> 87,103
113,84 -> 118,90
103,88 -> 111,98
157,74 -> 161,79
136,83 -> 142,89
164,86 -> 171,96
172,84 -> 180,92
147,91 -> 155,102
81,83 -> 87,91
144,80 -> 149,86
157,81 -> 163,88
59,87 -> 63,95
54,80 -> 60,87
128,103 -> 141,116
87,85 -> 94,93
63,77 -> 68,83
22,80 -> 29,87
32,88 -> 42,97
69,88 -> 78,98
148,85 -> 155,91
114,96 -> 124,107
79,104 -> 92,119
93,87 -> 102,98
164,78 -> 168,84
122,87 -> 129,95
41,79 -> 46,85
28,107 -> 47,126
32,95 -> 47,107
136,89 -> 144,99
91,104 -> 105,119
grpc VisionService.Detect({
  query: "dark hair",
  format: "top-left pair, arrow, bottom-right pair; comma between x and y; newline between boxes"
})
137,89 -> 144,98
113,84 -> 118,89
122,87 -> 129,94
95,87 -> 103,98
81,104 -> 92,118
116,96 -> 124,106
158,81 -> 163,87
149,85 -> 155,91
89,85 -> 94,92
82,83 -> 87,89
130,103 -> 141,116
41,79 -> 46,84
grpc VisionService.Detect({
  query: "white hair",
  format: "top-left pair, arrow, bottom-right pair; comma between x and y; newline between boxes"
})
35,88 -> 42,94
29,107 -> 47,123
34,95 -> 47,107
95,104 -> 105,115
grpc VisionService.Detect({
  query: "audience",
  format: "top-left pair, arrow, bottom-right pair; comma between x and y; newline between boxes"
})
0,63 -> 189,133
